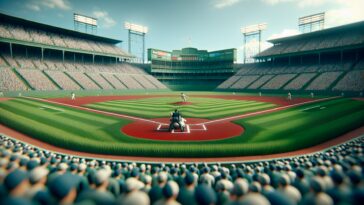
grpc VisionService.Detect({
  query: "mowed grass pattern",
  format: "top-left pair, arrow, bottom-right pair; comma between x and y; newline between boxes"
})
0,97 -> 364,157
84,97 -> 277,119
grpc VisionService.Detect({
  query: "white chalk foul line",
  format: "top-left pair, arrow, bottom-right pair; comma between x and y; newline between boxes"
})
23,96 -> 340,127
23,97 -> 167,125
194,96 -> 341,126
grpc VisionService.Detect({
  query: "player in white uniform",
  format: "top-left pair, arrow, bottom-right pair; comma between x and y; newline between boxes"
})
287,92 -> 292,101
181,92 -> 187,102
71,92 -> 76,100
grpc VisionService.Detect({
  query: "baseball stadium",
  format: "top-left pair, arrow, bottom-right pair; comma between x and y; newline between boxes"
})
0,1 -> 364,205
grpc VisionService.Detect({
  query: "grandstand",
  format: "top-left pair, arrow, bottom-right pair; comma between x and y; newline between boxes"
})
218,21 -> 364,95
0,13 -> 166,94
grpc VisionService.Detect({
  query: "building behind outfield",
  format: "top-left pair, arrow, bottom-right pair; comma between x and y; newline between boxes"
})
148,47 -> 236,90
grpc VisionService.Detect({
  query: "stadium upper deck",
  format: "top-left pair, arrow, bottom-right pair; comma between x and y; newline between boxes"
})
0,13 -> 131,60
256,21 -> 364,59
0,13 -> 167,93
218,21 -> 364,95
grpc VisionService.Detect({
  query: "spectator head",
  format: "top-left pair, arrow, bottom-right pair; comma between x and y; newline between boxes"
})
259,173 -> 271,186
118,190 -> 150,205
195,184 -> 217,205
57,163 -> 68,172
265,191 -> 295,205
163,181 -> 179,199
29,166 -> 49,185
49,173 -> 80,204
4,169 -> 29,196
232,178 -> 249,197
126,177 -> 144,192
279,174 -> 291,187
130,167 -> 140,178
95,169 -> 111,187
184,171 -> 195,186
250,181 -> 262,193
310,177 -> 325,193
158,172 -> 168,184
295,168 -> 304,179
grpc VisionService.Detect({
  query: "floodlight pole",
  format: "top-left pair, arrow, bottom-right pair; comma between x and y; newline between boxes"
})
125,22 -> 148,63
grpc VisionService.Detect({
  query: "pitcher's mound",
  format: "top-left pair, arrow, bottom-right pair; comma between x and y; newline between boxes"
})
171,101 -> 193,106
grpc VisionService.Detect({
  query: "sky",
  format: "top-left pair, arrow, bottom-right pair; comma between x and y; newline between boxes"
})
0,0 -> 363,62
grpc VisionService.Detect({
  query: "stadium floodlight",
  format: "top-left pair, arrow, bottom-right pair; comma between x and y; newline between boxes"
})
74,13 -> 97,34
124,22 -> 148,34
241,23 -> 267,35
124,22 -> 148,63
299,12 -> 325,33
240,23 -> 267,63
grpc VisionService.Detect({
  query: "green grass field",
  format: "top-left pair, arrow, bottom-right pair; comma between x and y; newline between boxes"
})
84,97 -> 277,119
0,95 -> 364,157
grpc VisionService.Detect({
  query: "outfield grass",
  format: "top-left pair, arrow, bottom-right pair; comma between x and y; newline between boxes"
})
84,97 -> 277,119
0,97 -> 363,157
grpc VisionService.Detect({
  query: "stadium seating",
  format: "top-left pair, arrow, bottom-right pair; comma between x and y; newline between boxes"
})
86,73 -> 114,89
231,75 -> 260,89
1,134 -> 363,205
66,72 -> 101,90
101,73 -> 127,89
284,73 -> 317,90
218,60 -> 364,92
260,74 -> 297,90
0,55 -> 166,92
16,69 -> 59,91
217,76 -> 241,89
44,70 -> 81,90
0,23 -> 126,56
333,70 -> 364,92
248,75 -> 275,89
0,67 -> 28,91
305,72 -> 342,91
114,73 -> 144,89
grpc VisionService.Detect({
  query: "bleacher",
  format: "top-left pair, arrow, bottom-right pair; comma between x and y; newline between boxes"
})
0,55 -> 166,92
284,73 -> 317,90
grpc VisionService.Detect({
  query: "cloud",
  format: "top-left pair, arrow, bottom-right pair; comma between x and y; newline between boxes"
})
214,0 -> 241,9
237,39 -> 273,62
268,29 -> 301,40
261,0 -> 364,28
261,0 -> 327,8
26,0 -> 71,11
92,10 -> 116,28
26,4 -> 41,11
325,0 -> 364,28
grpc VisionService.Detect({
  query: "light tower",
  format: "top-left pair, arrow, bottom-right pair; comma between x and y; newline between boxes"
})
124,22 -> 148,63
299,12 -> 325,33
74,13 -> 97,34
241,23 -> 267,63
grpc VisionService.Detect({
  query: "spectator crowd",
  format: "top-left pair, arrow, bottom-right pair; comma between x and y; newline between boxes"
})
1,134 -> 363,205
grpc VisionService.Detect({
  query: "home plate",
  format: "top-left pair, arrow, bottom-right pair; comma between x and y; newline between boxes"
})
156,124 -> 191,134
